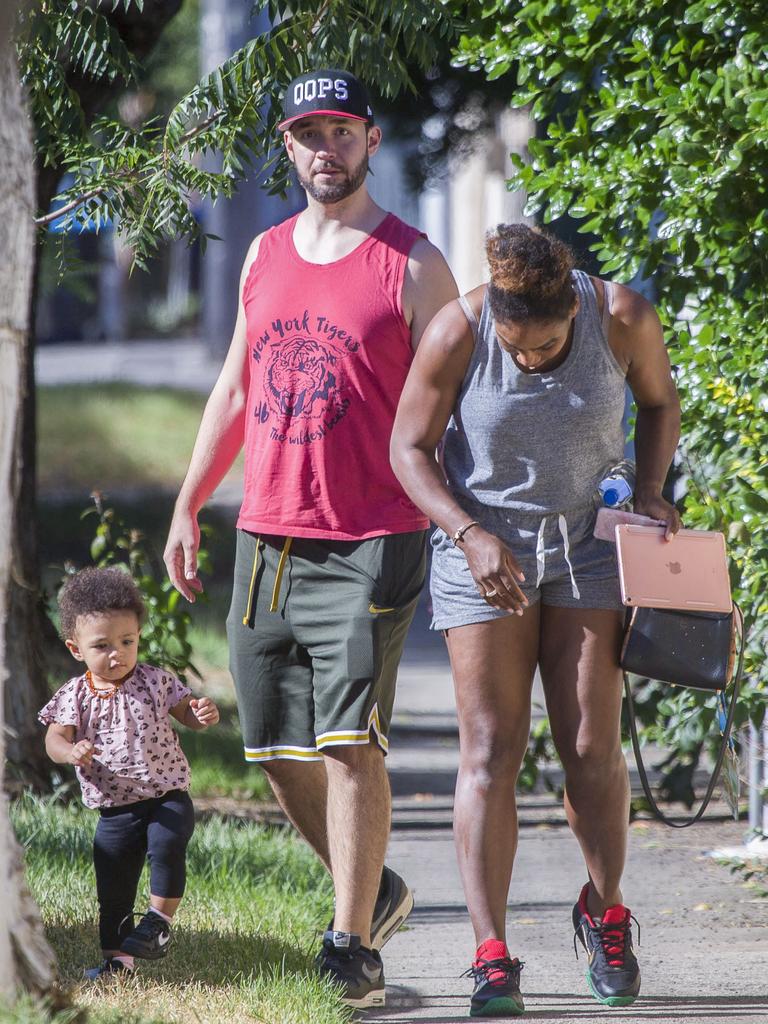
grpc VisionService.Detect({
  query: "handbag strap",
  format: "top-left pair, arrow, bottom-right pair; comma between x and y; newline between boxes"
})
624,602 -> 745,828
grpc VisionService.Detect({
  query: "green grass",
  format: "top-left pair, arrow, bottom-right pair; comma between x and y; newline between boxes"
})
11,795 -> 351,1024
185,581 -> 236,693
187,622 -> 230,677
37,384 -> 243,495
0,996 -> 80,1024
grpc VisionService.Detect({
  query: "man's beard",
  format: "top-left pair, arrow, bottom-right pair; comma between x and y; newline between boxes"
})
297,153 -> 369,204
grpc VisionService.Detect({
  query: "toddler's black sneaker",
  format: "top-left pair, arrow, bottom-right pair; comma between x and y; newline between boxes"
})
120,910 -> 172,960
83,957 -> 132,981
316,930 -> 385,1009
572,882 -> 641,1006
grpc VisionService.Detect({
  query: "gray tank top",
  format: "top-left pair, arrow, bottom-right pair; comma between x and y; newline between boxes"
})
442,269 -> 627,515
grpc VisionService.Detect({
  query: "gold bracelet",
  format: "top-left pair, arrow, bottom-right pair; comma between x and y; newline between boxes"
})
452,520 -> 479,546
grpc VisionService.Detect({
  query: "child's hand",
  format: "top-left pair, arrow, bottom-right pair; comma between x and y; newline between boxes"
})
68,740 -> 98,767
189,697 -> 220,727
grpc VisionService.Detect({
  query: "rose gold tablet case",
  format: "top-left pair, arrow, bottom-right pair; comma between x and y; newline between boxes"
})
615,524 -> 733,613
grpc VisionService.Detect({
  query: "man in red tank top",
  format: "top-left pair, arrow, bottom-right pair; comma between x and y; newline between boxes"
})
164,69 -> 457,1009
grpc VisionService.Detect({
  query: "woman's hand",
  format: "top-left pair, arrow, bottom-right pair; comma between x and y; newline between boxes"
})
633,491 -> 681,541
460,527 -> 529,614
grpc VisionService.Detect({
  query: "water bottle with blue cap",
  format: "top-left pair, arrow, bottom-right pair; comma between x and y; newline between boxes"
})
598,460 -> 636,508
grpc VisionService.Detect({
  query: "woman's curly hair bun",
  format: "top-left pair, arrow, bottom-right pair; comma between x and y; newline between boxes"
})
485,224 -> 577,322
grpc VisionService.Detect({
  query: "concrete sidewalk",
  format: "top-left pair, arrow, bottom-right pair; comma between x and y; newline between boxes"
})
375,816 -> 768,1023
36,337 -> 222,393
387,638 -> 768,1023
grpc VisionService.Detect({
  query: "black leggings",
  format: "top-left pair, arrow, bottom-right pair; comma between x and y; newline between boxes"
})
93,789 -> 195,951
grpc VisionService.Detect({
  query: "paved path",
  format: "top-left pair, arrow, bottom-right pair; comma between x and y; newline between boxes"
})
36,338 -> 222,393
387,645 -> 768,1023
374,816 -> 768,1023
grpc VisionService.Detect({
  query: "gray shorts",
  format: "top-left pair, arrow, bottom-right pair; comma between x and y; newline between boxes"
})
430,499 -> 621,630
227,529 -> 426,762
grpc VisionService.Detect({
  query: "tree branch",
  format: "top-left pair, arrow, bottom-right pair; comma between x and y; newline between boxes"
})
34,184 -> 106,226
36,103 -> 229,228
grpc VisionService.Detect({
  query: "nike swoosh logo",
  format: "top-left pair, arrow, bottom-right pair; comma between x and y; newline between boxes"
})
158,933 -> 171,946
368,604 -> 395,615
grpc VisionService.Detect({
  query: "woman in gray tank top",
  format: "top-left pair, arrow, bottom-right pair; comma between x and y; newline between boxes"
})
391,225 -> 681,1015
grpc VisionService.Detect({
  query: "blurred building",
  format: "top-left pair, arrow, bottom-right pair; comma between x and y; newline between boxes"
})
365,107 -> 533,296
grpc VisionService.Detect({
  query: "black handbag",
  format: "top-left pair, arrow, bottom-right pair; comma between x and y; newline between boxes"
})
620,603 -> 744,828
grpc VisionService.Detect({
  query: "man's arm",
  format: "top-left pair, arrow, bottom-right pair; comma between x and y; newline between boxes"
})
163,235 -> 262,600
612,284 -> 682,538
402,238 -> 459,350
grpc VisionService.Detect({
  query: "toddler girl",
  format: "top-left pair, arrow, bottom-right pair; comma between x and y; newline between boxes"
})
39,566 -> 219,979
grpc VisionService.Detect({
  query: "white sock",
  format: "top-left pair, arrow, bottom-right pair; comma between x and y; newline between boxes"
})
148,906 -> 173,924
112,954 -> 134,970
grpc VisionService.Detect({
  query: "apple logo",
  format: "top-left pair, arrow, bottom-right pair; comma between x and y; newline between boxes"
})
666,561 -> 682,575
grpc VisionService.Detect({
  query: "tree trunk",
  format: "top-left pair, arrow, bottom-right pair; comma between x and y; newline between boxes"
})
3,321 -> 53,792
2,239 -> 66,794
0,7 -> 58,997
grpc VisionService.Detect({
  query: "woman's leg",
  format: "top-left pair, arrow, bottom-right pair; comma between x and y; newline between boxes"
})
538,605 -> 629,915
447,607 -> 540,946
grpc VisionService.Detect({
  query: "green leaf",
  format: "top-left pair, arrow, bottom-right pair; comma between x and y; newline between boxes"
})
90,535 -> 107,560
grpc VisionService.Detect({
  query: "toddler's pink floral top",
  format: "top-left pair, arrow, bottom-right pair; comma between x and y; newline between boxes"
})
38,663 -> 191,809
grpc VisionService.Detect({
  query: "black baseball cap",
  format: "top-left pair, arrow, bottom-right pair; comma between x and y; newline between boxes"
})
278,69 -> 374,131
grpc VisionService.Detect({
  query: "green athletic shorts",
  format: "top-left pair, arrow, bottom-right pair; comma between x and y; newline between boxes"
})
226,529 -> 427,763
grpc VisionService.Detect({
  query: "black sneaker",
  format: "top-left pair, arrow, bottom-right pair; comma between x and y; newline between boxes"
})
370,866 -> 414,950
462,945 -> 525,1018
83,957 -> 132,981
316,930 -> 385,1009
572,883 -> 641,1006
326,865 -> 414,951
120,910 -> 172,960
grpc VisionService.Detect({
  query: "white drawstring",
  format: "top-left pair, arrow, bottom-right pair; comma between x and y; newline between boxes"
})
535,517 -> 547,589
558,514 -> 581,600
534,514 -> 581,600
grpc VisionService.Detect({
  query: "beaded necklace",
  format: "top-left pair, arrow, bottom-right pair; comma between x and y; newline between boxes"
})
85,669 -> 132,699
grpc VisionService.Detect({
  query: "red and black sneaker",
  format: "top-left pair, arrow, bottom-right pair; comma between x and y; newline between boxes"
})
462,939 -> 525,1018
572,883 -> 641,1007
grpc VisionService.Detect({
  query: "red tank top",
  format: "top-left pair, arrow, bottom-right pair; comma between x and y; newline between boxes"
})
237,212 -> 430,540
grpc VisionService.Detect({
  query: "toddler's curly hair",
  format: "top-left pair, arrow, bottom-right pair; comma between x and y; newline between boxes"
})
486,224 -> 576,323
58,566 -> 146,639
